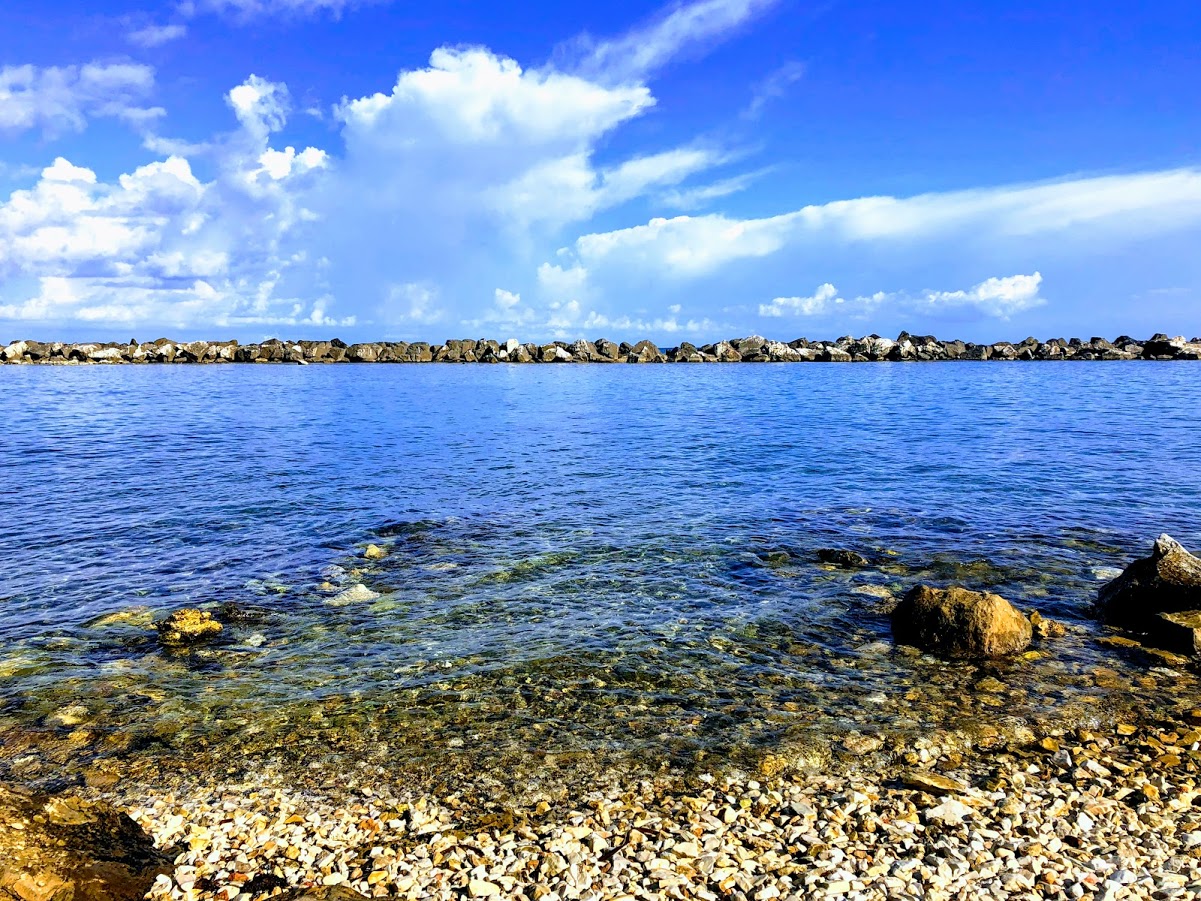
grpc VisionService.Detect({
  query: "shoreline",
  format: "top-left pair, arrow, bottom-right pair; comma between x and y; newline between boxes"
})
3,333 -> 1201,365
85,699 -> 1201,901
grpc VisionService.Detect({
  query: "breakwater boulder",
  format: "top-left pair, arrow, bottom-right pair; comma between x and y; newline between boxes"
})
0,784 -> 171,901
3,333 -> 1198,364
892,585 -> 1033,657
1098,536 -> 1201,651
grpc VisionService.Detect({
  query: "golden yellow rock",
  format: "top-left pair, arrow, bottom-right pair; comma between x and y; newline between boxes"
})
364,544 -> 387,560
155,609 -> 222,646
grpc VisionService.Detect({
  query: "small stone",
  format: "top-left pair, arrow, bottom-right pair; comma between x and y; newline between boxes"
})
363,544 -> 386,560
468,880 -> 501,897
902,772 -> 967,795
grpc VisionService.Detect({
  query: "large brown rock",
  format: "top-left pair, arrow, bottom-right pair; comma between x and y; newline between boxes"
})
0,785 -> 171,901
1098,535 -> 1201,629
892,585 -> 1032,657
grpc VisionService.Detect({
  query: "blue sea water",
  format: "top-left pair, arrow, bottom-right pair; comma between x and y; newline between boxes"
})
0,362 -> 1199,784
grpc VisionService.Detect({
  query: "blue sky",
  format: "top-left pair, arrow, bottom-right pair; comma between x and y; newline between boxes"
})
1,0 -> 1199,342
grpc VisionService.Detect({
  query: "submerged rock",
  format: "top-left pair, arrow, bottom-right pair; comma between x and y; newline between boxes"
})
891,585 -> 1032,657
154,609 -> 222,646
817,548 -> 870,568
327,583 -> 380,606
0,784 -> 171,901
363,543 -> 387,560
1029,611 -> 1066,640
1098,534 -> 1201,631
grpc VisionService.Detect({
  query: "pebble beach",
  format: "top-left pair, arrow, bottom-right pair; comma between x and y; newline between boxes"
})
114,702 -> 1201,901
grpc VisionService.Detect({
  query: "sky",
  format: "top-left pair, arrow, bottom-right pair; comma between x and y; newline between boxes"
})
1,0 -> 1199,343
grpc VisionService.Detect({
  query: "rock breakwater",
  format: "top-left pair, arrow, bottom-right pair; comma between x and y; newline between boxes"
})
4,333 -> 1201,365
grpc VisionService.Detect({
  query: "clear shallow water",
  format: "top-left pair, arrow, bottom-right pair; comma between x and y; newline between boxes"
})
1,362 -> 1199,789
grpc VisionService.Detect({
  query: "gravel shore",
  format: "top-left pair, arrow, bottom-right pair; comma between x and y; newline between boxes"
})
120,709 -> 1201,901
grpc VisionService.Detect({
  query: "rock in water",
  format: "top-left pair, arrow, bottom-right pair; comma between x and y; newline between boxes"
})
1098,534 -> 1201,629
363,543 -> 387,560
817,548 -> 870,568
154,608 -> 222,646
0,784 -> 171,901
891,585 -> 1032,657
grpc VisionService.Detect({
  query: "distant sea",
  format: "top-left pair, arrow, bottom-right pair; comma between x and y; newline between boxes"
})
1,362 -> 1199,789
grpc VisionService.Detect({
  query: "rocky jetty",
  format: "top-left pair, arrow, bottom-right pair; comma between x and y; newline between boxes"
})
0,784 -> 171,901
1099,535 -> 1201,655
891,585 -> 1033,657
3,333 -> 1201,365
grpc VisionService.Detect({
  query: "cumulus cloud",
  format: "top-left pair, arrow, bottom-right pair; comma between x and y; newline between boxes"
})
0,62 -> 162,137
760,283 -> 840,317
757,274 -> 1044,323
127,23 -> 187,47
0,76 -> 336,329
919,272 -> 1045,318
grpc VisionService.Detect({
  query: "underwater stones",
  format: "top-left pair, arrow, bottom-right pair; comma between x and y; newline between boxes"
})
154,609 -> 222,647
326,584 -> 379,606
1029,611 -> 1066,640
891,585 -> 1032,657
1098,535 -> 1201,632
362,543 -> 386,560
0,784 -> 171,901
817,548 -> 870,568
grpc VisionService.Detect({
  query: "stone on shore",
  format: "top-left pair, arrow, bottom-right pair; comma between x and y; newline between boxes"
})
154,609 -> 222,646
0,784 -> 171,901
1098,534 -> 1201,632
901,771 -> 967,794
891,585 -> 1032,657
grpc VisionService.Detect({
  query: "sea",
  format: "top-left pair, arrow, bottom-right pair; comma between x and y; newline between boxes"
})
1,361 -> 1199,791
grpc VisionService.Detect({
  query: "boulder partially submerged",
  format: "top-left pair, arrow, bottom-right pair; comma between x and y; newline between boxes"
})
1098,535 -> 1201,629
0,784 -> 171,901
892,585 -> 1032,657
1098,535 -> 1201,654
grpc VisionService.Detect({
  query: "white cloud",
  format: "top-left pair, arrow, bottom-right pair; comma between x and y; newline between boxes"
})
381,282 -> 442,325
494,288 -> 521,309
228,74 -> 290,137
0,62 -> 162,137
760,283 -> 840,317
188,0 -> 382,18
919,272 -> 1045,318
563,168 -> 1201,280
0,75 -> 335,330
756,274 -> 1044,322
743,60 -> 805,119
659,169 -> 763,210
571,0 -> 780,82
127,23 -> 187,47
